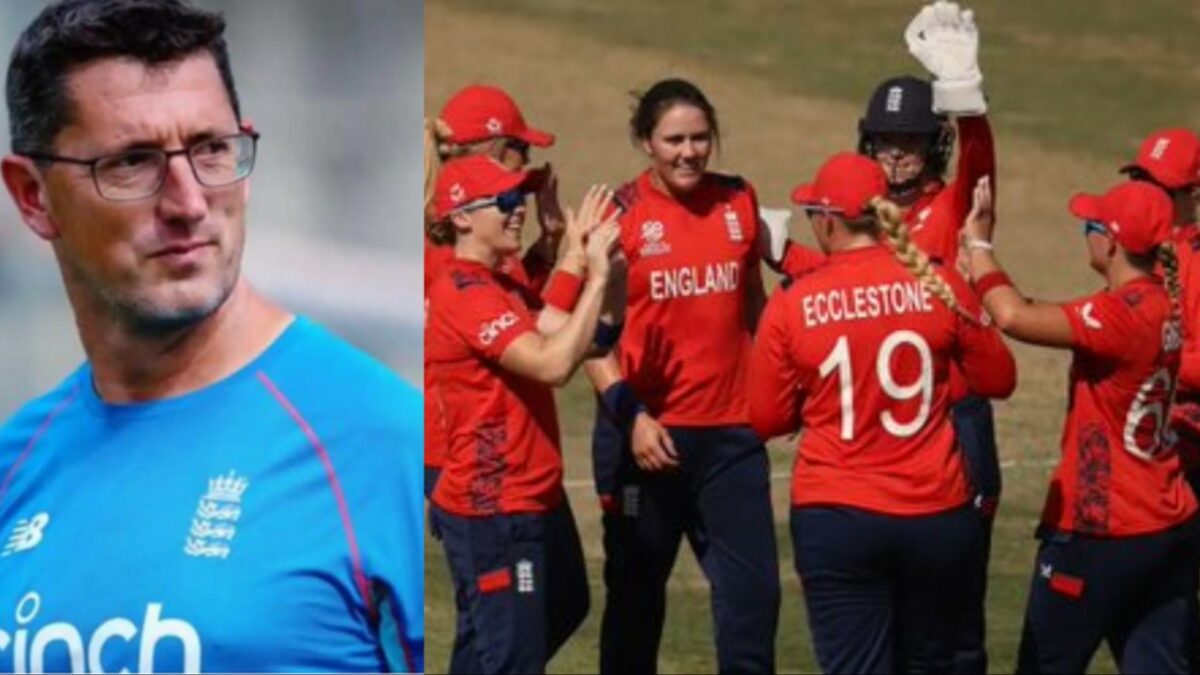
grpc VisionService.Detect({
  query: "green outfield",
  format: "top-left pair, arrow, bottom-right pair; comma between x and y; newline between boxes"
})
425,1 -> 1200,672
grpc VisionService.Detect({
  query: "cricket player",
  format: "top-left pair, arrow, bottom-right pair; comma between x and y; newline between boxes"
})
750,152 -> 1015,673
963,178 -> 1200,673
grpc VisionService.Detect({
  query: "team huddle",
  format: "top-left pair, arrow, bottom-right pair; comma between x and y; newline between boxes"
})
424,1 -> 1200,673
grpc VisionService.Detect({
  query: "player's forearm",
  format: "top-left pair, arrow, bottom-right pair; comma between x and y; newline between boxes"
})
537,277 -> 609,386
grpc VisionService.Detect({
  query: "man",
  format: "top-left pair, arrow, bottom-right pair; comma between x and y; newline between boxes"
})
0,1 -> 423,672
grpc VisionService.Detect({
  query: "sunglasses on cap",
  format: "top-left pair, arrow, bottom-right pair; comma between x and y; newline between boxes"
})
1081,219 -> 1108,237
459,188 -> 528,215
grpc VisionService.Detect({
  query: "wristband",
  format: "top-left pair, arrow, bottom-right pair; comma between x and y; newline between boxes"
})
974,271 -> 1013,297
601,380 -> 646,430
593,322 -> 624,350
542,269 -> 584,312
964,238 -> 994,251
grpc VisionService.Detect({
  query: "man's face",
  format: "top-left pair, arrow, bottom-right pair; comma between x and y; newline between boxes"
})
41,52 -> 248,331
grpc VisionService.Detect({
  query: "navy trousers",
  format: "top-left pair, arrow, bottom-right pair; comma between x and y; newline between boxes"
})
433,498 -> 590,674
1016,517 -> 1200,674
791,503 -> 983,674
950,394 -> 1001,674
593,408 -> 780,674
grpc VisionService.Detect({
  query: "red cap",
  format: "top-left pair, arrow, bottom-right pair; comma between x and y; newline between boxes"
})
434,155 -> 530,220
1120,128 -> 1200,189
790,152 -> 888,219
1068,181 -> 1173,255
439,84 -> 555,148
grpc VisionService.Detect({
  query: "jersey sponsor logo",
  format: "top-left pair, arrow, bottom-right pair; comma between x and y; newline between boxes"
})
649,262 -> 740,301
724,207 -> 744,242
184,471 -> 248,559
516,560 -> 535,594
801,281 -> 933,328
1079,302 -> 1103,329
2,513 -> 49,557
478,311 -> 519,346
0,591 -> 201,673
639,220 -> 671,257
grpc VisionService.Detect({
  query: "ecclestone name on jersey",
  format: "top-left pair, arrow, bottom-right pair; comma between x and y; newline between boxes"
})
650,262 -> 740,301
802,281 -> 934,328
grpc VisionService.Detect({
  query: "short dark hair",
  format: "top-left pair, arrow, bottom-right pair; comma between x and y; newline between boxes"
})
629,78 -> 720,148
6,0 -> 240,154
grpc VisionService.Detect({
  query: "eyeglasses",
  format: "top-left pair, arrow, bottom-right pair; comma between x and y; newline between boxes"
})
459,188 -> 527,216
22,131 -> 260,202
1081,219 -> 1108,237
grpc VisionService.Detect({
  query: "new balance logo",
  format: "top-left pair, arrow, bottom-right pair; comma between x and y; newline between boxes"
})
2,513 -> 49,557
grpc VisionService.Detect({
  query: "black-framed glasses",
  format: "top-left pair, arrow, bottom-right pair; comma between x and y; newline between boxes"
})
459,188 -> 528,216
1082,219 -> 1108,237
22,131 -> 260,202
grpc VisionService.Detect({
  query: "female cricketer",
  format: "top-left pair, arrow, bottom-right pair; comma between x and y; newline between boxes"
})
584,78 -> 781,674
749,152 -> 1015,673
424,85 -> 585,498
963,178 -> 1200,674
425,155 -> 618,674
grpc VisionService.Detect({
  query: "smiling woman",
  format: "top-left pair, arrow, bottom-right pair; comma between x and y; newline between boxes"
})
0,0 -> 423,672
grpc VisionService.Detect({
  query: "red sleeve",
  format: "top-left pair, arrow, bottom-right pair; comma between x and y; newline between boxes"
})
778,243 -> 825,278
947,115 -> 996,224
748,287 -> 805,439
1061,292 -> 1134,360
946,271 -> 1016,399
441,280 -> 537,363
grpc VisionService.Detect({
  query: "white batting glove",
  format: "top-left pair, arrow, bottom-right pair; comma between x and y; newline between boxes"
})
904,0 -> 987,115
758,208 -> 791,265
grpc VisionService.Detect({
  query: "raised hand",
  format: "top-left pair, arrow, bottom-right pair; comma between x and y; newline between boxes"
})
904,0 -> 986,115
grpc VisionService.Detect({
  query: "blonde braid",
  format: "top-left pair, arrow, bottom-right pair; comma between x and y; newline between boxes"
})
869,196 -> 976,323
1158,241 -> 1182,323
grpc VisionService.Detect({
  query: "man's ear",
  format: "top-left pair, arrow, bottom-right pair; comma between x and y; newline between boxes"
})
1,155 -> 59,241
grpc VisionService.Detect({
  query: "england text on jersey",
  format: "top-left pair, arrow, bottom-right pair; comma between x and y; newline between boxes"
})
649,262 -> 740,302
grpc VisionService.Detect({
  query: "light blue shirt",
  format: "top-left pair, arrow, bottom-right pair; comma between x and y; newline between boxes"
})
0,316 -> 423,673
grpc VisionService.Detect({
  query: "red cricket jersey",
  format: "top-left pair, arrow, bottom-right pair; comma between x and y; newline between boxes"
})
1045,278 -> 1197,536
424,240 -> 557,475
615,170 -> 766,426
748,245 -> 1016,515
425,257 -> 564,516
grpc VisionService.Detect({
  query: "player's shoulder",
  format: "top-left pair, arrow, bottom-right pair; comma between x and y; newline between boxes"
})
428,259 -> 499,300
0,367 -> 86,455
260,317 -> 421,427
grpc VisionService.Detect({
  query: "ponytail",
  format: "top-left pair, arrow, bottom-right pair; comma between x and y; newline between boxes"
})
869,196 -> 975,323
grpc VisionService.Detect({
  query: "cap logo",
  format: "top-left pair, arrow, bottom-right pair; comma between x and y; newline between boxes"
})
485,117 -> 504,134
1150,137 -> 1170,160
1109,220 -> 1121,234
450,183 -> 466,204
886,86 -> 903,113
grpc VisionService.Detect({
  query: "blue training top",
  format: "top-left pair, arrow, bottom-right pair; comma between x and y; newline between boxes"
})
0,316 -> 424,673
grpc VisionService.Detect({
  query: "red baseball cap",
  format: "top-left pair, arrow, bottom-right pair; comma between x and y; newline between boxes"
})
438,84 -> 555,148
1068,181 -> 1173,255
1119,128 -> 1200,190
790,152 -> 888,219
433,155 -> 531,220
